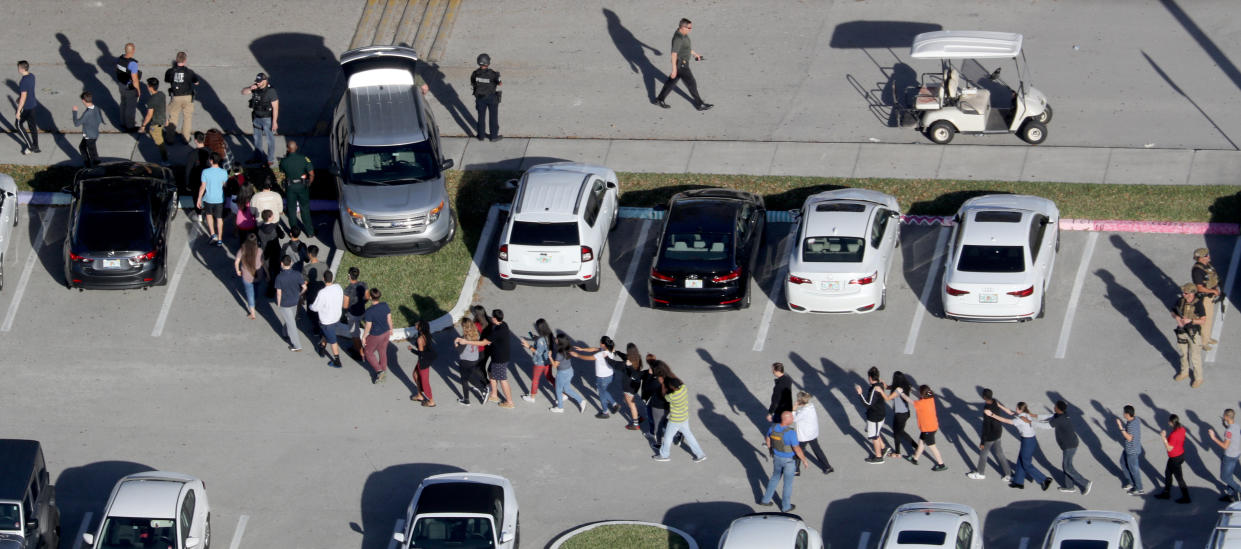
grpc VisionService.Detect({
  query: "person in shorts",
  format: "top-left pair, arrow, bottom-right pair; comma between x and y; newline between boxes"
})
899,385 -> 948,471
196,153 -> 228,245
342,267 -> 368,356
310,269 -> 343,367
855,366 -> 889,464
469,309 -> 514,408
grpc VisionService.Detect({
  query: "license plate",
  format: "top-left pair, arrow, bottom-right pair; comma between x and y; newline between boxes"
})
979,293 -> 998,303
102,259 -> 121,268
685,279 -> 702,289
536,253 -> 551,264
821,281 -> 842,291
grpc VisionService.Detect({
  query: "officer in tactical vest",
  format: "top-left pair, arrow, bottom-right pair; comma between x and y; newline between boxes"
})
164,51 -> 200,142
241,73 -> 280,164
115,43 -> 141,132
1192,247 -> 1223,349
470,53 -> 501,142
1172,282 -> 1207,388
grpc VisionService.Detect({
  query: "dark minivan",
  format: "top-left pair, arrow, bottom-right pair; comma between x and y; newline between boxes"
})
648,189 -> 765,310
0,439 -> 60,549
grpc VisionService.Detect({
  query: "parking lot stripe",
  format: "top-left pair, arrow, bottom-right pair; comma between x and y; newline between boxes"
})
1173,541 -> 1183,549
1207,235 -> 1241,363
228,515 -> 249,549
753,234 -> 792,352
1018,537 -> 1029,549
387,518 -> 406,549
2,208 -> 57,332
904,227 -> 949,355
857,531 -> 871,549
151,239 -> 194,337
606,219 -> 651,339
1055,232 -> 1099,359
71,512 -> 92,549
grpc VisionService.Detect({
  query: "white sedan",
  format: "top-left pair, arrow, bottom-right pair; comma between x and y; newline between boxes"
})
393,473 -> 519,549
941,194 -> 1059,322
1040,511 -> 1142,549
83,471 -> 211,549
876,502 -> 982,549
785,189 -> 901,314
718,512 -> 823,549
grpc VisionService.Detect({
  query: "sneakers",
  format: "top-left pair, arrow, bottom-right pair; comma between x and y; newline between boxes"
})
696,103 -> 714,111
1121,484 -> 1133,492
521,395 -> 535,403
967,472 -> 986,480
931,464 -> 947,472
1042,478 -> 1053,491
625,423 -> 641,431
457,398 -> 471,406
550,406 -> 565,413
1129,489 -> 1146,496
653,99 -> 671,109
1009,483 -> 1025,489
1082,481 -> 1092,496
577,399 -> 586,413
652,455 -> 670,462
757,500 -> 774,507
865,457 -> 884,464
1000,475 -> 1012,483
610,403 -> 621,414
785,504 -> 796,512
904,455 -> 918,466
595,412 -> 610,419
693,455 -> 707,463
1058,487 -> 1077,493
1191,379 -> 1204,388
1173,373 -> 1188,381
824,466 -> 835,475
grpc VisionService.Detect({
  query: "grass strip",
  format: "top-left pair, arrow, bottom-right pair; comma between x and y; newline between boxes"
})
558,524 -> 692,549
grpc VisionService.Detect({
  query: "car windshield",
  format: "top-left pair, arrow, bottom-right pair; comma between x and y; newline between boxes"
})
661,232 -> 731,263
1058,541 -> 1110,549
411,516 -> 495,549
0,503 -> 20,531
802,236 -> 864,262
75,196 -> 155,252
347,141 -> 439,185
957,245 -> 1024,273
97,517 -> 176,549
896,530 -> 948,545
509,221 -> 579,246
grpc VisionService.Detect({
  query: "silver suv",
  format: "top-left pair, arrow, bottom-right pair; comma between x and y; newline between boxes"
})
331,46 -> 455,256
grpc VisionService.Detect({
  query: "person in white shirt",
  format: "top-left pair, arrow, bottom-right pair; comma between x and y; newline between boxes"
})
986,401 -> 1053,490
571,336 -> 620,419
793,391 -> 833,475
251,177 -> 285,227
311,270 -> 345,367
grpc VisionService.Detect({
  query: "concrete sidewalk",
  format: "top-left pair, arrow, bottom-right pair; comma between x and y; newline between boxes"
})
4,132 -> 1240,186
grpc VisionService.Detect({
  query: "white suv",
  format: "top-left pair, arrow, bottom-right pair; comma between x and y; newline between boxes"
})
497,163 -> 619,292
83,472 -> 210,549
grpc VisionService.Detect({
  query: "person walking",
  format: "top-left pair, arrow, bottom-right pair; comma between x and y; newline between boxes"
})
1153,414 -> 1192,503
1116,405 -> 1147,496
758,411 -> 807,512
204,128 -> 235,173
138,78 -> 168,162
302,246 -> 326,336
241,72 -> 279,163
1209,408 -> 1241,502
652,377 -> 707,463
793,391 -> 834,475
15,60 -> 40,154
310,270 -> 343,368
273,255 -> 306,352
407,320 -> 437,407
196,153 -> 228,246
1192,248 -> 1224,349
986,402 -> 1053,490
71,92 -> 103,168
855,366 -> 889,464
256,209 -> 284,298
185,131 -> 208,193
968,389 -> 1015,481
342,267 -> 368,359
899,385 -> 949,471
251,176 -> 284,222
234,181 -> 257,244
163,51 -> 199,141
279,140 -> 315,238
281,228 -> 309,272
1039,400 -> 1093,495
232,233 -> 264,320
467,309 -> 516,408
885,371 -> 917,459
767,362 -> 793,424
549,334 -> 586,413
115,43 -> 141,132
618,343 -> 647,430
453,316 -> 487,406
470,54 -> 502,141
1172,282 -> 1208,387
361,288 -> 393,384
518,319 -> 555,404
642,356 -> 673,443
572,336 -> 620,418
653,18 -> 712,111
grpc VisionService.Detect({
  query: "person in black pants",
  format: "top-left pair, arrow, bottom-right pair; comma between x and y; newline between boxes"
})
643,356 -> 675,446
470,53 -> 502,141
653,18 -> 712,111
885,371 -> 917,458
1155,414 -> 1192,503
767,362 -> 793,424
793,391 -> 834,475
72,92 -> 103,168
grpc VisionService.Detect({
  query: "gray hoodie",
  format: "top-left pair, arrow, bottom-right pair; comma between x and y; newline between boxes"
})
73,105 -> 104,139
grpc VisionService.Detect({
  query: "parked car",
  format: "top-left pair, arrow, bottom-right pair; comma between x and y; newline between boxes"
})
649,189 -> 765,310
875,502 -> 981,549
63,162 -> 179,290
1039,511 -> 1142,549
496,162 -> 619,292
785,189 -> 900,313
718,512 -> 823,549
393,473 -> 519,549
83,471 -> 210,549
331,45 -> 456,257
0,173 -> 19,292
1207,503 -> 1241,549
941,194 -> 1059,321
0,439 -> 60,549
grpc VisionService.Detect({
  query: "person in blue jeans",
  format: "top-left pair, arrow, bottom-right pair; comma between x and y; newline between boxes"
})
759,411 -> 809,512
240,73 -> 279,163
1209,408 -> 1241,502
652,377 -> 706,463
1115,404 -> 1146,495
986,402 -> 1053,491
572,336 -> 620,419
549,335 -> 585,413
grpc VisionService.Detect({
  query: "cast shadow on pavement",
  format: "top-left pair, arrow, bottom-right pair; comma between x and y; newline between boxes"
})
56,34 -> 117,131
602,8 -> 689,106
1046,391 -> 1123,481
831,21 -> 942,129
1089,399 -> 1160,490
419,61 -> 476,138
1140,393 -> 1217,493
934,386 -> 979,469
353,463 -> 466,549
1184,408 -> 1228,495
661,500 -> 756,549
184,215 -> 284,336
821,492 -> 923,549
787,351 -> 867,455
249,33 -> 339,137
982,499 -> 1083,548
698,348 -> 767,435
1094,268 -> 1180,373
697,394 -> 766,501
1135,481 -> 1218,548
56,460 -> 155,548
5,82 -> 76,159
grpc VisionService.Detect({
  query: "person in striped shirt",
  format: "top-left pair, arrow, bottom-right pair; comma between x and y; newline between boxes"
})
652,377 -> 706,463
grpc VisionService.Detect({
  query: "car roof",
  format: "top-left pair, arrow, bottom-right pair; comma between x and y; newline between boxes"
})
0,173 -> 16,194
960,194 -> 1057,216
108,473 -> 195,519
723,513 -> 803,547
0,440 -> 40,500
415,475 -> 507,517
959,209 -> 1032,247
514,163 -> 608,220
804,200 -> 875,238
341,45 -> 419,72
885,503 -> 974,548
911,31 -> 1022,59
1047,511 -> 1135,546
807,189 -> 900,210
347,83 -> 426,147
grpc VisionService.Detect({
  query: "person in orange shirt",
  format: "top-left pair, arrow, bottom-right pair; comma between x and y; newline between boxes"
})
900,385 -> 948,471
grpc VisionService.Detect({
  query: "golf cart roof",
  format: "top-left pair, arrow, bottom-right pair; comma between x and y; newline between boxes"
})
911,31 -> 1023,59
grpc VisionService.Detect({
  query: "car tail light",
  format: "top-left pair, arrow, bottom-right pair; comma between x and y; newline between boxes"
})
580,246 -> 594,262
69,252 -> 92,263
712,268 -> 741,283
945,285 -> 969,296
652,298 -> 670,304
788,274 -> 811,285
650,269 -> 674,282
498,244 -> 508,261
857,304 -> 875,311
133,251 -> 157,263
850,271 -> 878,285
720,297 -> 742,305
1007,285 -> 1035,298
788,303 -> 805,311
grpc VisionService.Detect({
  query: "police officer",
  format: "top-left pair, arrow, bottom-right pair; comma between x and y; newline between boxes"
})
470,54 -> 501,142
115,42 -> 142,132
279,139 -> 315,238
1192,247 -> 1223,349
653,18 -> 713,111
1171,282 -> 1207,388
164,51 -> 200,142
241,72 -> 279,164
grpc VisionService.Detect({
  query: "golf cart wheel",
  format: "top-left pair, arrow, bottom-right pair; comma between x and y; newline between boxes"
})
1019,120 -> 1048,145
927,121 -> 956,144
1035,105 -> 1053,124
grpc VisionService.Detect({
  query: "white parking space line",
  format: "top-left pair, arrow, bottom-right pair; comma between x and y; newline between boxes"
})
753,234 -> 792,352
387,518 -> 406,549
1174,541 -> 1183,549
228,515 -> 249,549
2,208 -> 58,332
857,531 -> 871,549
151,238 -> 194,338
904,227 -> 949,355
1207,235 -> 1241,363
71,512 -> 93,549
1055,232 -> 1099,359
605,220 -> 651,339
1018,537 -> 1029,549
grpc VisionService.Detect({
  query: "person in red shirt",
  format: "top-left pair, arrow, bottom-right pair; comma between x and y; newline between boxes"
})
1154,414 -> 1191,503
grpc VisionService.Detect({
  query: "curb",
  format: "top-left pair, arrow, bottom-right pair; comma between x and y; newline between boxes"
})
547,520 -> 698,549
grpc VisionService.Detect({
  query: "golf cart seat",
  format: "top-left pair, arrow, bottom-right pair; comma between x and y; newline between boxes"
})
914,84 -> 943,110
958,87 -> 991,114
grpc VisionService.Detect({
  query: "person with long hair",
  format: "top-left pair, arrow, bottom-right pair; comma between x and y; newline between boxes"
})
519,319 -> 555,403
203,128 -> 234,172
619,343 -> 646,430
793,391 -> 834,475
885,371 -> 916,458
571,336 -> 620,418
986,401 -> 1052,490
407,320 -> 437,407
642,355 -> 673,444
1154,414 -> 1191,503
234,178 -> 257,244
232,233 -> 263,319
469,305 -> 492,401
900,385 -> 949,471
453,316 -> 485,405
549,334 -> 586,413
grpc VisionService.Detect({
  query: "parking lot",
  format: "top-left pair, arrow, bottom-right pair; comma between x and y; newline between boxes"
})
1,204 -> 1238,549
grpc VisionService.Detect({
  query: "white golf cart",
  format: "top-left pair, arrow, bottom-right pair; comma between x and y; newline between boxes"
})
902,31 -> 1051,145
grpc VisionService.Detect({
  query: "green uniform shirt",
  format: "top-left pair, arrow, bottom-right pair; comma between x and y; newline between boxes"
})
280,152 -> 313,181
671,32 -> 691,64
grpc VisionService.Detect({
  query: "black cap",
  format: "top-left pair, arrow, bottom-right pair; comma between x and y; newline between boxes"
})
254,72 -> 267,83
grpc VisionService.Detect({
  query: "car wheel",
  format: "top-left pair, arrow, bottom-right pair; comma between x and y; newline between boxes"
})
498,278 -> 516,291
582,273 -> 601,292
1019,120 -> 1048,145
927,121 -> 955,144
1034,105 -> 1053,124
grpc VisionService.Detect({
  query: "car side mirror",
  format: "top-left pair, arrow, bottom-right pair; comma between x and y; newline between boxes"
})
605,181 -> 617,189
83,533 -> 95,546
26,518 -> 38,531
185,537 -> 201,548
503,179 -> 519,190
393,532 -> 407,543
500,530 -> 515,543
890,211 -> 901,218
441,158 -> 454,170
1040,217 -> 1050,226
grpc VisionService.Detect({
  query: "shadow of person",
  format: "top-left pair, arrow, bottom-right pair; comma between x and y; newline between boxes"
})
56,33 -> 117,136
982,499 -> 1084,548
419,62 -> 476,137
880,62 -> 918,127
697,348 -> 767,434
354,463 -> 466,549
0,90 -> 28,150
1185,408 -> 1227,495
697,394 -> 766,501
821,492 -> 924,549
248,33 -> 339,136
1096,268 -> 1180,370
936,387 -> 978,467
191,73 -> 244,135
1044,392 -> 1123,482
786,352 -> 867,454
1111,233 -> 1180,303
603,8 -> 677,103
1138,393 -> 1204,490
816,356 -> 874,455
1089,398 -> 1159,490
95,39 -> 140,132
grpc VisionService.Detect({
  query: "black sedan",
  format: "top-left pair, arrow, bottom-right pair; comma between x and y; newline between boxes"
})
648,188 -> 765,310
63,162 -> 179,290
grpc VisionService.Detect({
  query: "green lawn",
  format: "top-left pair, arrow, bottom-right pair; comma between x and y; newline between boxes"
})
558,524 -> 692,549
